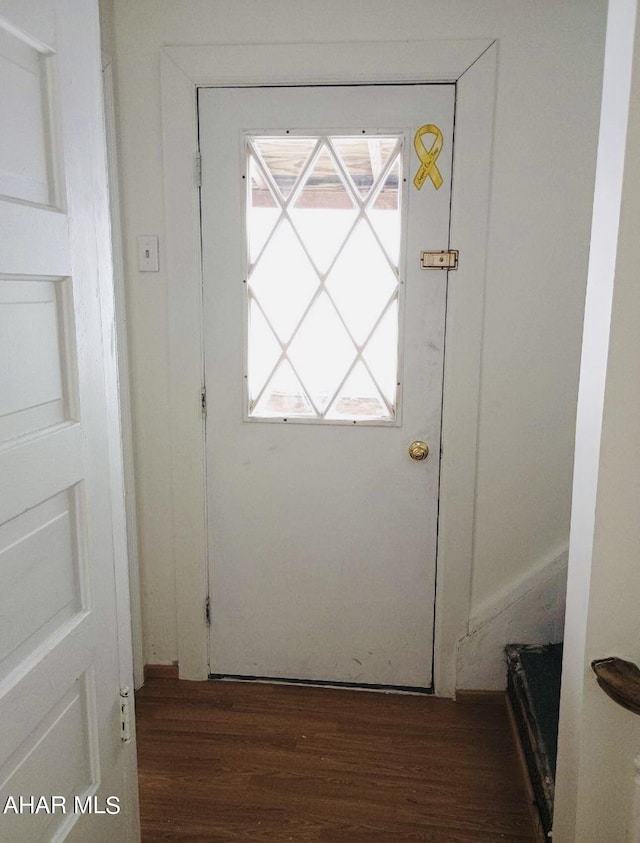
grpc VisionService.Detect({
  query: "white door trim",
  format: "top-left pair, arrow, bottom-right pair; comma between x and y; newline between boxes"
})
102,58 -> 144,691
160,39 -> 497,696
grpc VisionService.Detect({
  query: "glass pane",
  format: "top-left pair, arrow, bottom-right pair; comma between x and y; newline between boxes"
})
252,136 -> 317,200
362,300 -> 399,404
326,361 -> 390,421
290,145 -> 357,273
247,155 -> 280,264
245,134 -> 403,424
332,136 -> 398,199
247,300 -> 281,402
251,359 -> 315,418
249,220 -> 319,343
325,220 -> 398,346
368,155 -> 402,264
288,292 -> 357,413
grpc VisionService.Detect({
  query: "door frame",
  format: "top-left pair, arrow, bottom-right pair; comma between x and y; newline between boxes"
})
102,55 -> 144,691
160,39 -> 497,697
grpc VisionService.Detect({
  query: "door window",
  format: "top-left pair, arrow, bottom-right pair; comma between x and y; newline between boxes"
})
245,134 -> 403,423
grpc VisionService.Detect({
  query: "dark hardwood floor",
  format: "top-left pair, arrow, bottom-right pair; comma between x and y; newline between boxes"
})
135,668 -> 537,842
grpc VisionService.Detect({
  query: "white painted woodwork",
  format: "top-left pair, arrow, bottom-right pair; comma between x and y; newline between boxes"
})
0,491 -> 78,670
168,40 -> 492,87
201,84 -> 453,688
0,26 -> 53,205
160,40 -> 496,692
0,279 -> 68,442
0,203 -> 70,276
1,681 -> 92,842
435,45 -> 496,694
554,1 -> 640,840
0,1 -> 139,840
457,547 -> 567,690
102,59 -> 144,690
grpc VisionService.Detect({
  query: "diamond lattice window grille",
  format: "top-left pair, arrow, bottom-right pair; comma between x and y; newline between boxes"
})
245,133 -> 403,423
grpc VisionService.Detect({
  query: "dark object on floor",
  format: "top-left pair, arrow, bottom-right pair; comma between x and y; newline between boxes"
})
592,656 -> 640,716
506,643 -> 563,839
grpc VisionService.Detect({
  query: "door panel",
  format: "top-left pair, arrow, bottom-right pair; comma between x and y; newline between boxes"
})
200,85 -> 454,689
0,25 -> 55,205
0,2 -> 138,840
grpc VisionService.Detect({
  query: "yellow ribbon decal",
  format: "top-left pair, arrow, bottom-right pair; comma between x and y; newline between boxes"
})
413,124 -> 444,191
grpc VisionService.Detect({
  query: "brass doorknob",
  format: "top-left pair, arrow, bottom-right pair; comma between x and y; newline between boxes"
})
408,441 -> 429,461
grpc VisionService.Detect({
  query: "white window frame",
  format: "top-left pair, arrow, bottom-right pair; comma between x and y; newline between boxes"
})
161,39 -> 497,697
244,129 -> 405,426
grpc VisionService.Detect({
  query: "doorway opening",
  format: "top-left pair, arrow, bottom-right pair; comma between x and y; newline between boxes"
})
198,83 -> 456,692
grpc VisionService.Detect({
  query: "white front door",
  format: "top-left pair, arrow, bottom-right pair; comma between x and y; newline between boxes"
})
200,84 -> 454,690
0,2 -> 138,841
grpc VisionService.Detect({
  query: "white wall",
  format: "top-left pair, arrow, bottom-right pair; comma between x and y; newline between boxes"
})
112,0 -> 606,669
458,549 -> 567,690
555,2 -> 640,839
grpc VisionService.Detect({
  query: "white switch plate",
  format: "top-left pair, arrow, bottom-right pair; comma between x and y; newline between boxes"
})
137,235 -> 159,272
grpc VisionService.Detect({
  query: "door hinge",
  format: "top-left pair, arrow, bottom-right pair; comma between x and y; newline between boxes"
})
205,596 -> 211,626
120,687 -> 132,744
195,151 -> 202,187
201,386 -> 207,419
420,249 -> 458,270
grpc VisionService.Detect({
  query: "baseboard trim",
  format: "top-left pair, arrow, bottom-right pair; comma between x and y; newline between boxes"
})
469,547 -> 568,634
457,548 -> 568,690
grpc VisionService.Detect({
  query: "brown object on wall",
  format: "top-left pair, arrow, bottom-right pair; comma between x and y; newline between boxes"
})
592,657 -> 640,716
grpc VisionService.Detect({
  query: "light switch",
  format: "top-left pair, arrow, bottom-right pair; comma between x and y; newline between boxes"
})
137,235 -> 159,272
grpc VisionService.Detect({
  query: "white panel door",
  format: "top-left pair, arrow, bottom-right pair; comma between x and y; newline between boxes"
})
0,2 -> 138,841
200,85 -> 454,689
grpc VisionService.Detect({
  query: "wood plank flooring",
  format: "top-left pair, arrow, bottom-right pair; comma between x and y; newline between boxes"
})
135,669 -> 537,842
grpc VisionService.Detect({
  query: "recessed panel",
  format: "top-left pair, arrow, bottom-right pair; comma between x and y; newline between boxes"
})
0,278 -> 70,443
0,678 -> 94,842
0,27 -> 53,206
0,489 -> 82,673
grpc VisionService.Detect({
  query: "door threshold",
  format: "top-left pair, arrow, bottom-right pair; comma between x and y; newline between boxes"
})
209,673 -> 433,695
